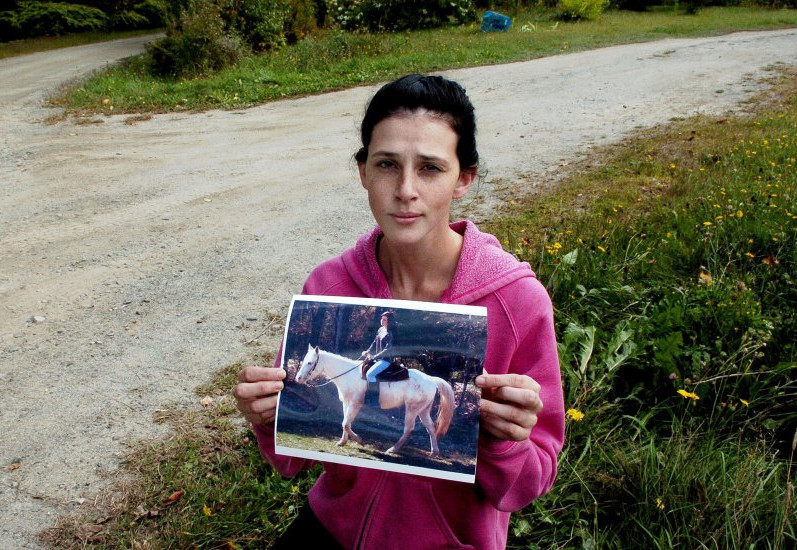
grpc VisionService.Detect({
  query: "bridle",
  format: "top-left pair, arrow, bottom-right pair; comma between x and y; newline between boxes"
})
303,353 -> 364,388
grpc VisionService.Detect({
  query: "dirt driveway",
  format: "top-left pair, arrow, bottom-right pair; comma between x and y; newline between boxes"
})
1,29 -> 796,547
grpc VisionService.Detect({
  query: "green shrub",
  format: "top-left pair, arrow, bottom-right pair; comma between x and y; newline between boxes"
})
285,0 -> 317,42
149,0 -> 324,76
231,0 -> 291,50
556,0 -> 608,20
112,0 -> 168,29
327,0 -> 476,32
147,0 -> 247,77
10,1 -> 107,36
0,9 -> 18,40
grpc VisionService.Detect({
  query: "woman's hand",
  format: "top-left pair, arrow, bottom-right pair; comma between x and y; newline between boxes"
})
475,372 -> 543,441
233,366 -> 286,426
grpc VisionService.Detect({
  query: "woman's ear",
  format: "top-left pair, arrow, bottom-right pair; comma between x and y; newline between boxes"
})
452,167 -> 477,199
358,161 -> 368,189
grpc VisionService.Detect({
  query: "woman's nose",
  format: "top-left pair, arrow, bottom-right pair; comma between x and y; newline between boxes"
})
395,169 -> 419,200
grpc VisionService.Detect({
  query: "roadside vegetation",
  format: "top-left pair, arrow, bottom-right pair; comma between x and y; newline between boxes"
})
42,65 -> 797,548
40,5 -> 797,114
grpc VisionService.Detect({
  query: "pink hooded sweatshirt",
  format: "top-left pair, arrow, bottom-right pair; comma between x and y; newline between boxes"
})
254,220 -> 565,549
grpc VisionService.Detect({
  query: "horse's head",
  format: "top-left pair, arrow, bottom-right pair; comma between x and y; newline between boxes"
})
295,344 -> 322,384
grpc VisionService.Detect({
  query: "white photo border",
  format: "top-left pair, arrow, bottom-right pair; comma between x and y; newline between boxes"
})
274,295 -> 487,484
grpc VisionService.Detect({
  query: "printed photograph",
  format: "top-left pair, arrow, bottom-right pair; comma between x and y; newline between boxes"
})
275,295 -> 488,483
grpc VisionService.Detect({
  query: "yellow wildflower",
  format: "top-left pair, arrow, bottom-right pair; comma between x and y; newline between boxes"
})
740,399 -> 749,407
597,245 -> 607,253
203,504 -> 213,516
698,272 -> 713,285
745,252 -> 755,259
677,389 -> 700,400
656,498 -> 665,510
703,221 -> 713,226
566,408 -> 585,421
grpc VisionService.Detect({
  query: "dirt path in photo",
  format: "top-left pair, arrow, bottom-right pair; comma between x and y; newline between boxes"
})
1,28 -> 796,547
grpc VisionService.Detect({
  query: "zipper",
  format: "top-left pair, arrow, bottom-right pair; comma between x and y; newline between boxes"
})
355,471 -> 387,550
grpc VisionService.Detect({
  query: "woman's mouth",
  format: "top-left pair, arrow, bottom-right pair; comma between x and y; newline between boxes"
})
391,213 -> 421,225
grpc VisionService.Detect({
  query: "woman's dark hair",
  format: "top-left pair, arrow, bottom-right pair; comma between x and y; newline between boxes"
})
355,74 -> 478,170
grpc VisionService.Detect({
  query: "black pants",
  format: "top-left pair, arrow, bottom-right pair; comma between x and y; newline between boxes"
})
270,505 -> 344,549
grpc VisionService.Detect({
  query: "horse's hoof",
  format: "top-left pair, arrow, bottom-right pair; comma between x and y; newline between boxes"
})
386,446 -> 396,454
336,440 -> 347,447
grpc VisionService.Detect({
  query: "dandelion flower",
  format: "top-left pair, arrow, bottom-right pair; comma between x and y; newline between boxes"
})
656,498 -> 665,510
702,221 -> 713,226
698,272 -> 713,285
745,252 -> 755,259
677,389 -> 700,400
203,504 -> 213,516
566,408 -> 585,421
740,399 -> 749,407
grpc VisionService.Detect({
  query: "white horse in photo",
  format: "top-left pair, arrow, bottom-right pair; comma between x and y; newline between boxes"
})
294,344 -> 455,457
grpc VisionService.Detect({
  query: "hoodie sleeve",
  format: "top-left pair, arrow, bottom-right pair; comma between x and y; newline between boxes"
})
474,278 -> 565,511
252,422 -> 317,477
249,257 -> 356,476
249,349 -> 317,477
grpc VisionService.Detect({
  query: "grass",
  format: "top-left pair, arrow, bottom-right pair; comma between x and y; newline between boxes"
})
42,66 -> 797,548
487,69 -> 797,548
51,6 -> 797,114
0,29 -> 161,61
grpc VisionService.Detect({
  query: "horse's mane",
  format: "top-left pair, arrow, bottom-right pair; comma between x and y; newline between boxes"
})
318,348 -> 358,364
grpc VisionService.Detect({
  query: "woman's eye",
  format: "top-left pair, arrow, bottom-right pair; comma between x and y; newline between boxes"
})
423,164 -> 442,172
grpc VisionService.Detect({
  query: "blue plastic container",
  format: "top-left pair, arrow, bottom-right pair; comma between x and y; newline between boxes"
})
481,10 -> 512,32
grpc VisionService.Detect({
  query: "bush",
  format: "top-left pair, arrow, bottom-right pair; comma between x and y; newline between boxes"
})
9,1 -> 107,36
285,0 -> 317,42
327,0 -> 476,32
150,0 -> 312,76
0,9 -> 18,40
231,0 -> 291,50
556,0 -> 608,20
110,0 -> 168,29
147,0 -> 247,77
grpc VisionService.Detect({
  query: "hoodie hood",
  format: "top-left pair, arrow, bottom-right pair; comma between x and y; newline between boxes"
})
341,220 -> 536,305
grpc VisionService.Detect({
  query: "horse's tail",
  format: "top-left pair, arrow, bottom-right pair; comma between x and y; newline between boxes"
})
433,377 -> 455,439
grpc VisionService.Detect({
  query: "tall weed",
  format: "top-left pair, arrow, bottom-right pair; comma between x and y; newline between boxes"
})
492,73 -> 797,547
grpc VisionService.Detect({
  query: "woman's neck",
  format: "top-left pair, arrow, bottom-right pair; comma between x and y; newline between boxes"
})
377,227 -> 463,302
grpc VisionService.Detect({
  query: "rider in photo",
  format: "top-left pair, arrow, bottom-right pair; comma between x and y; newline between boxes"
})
274,296 -> 486,482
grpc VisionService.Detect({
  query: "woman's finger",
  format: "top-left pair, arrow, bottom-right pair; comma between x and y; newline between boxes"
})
480,411 -> 535,441
233,379 -> 284,401
481,398 -> 537,431
484,385 -> 543,413
238,365 -> 286,383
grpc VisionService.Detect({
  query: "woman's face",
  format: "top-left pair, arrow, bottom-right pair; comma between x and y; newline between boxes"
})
380,315 -> 389,328
358,110 -> 474,248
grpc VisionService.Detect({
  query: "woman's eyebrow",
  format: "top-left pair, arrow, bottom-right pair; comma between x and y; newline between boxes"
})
371,150 -> 449,164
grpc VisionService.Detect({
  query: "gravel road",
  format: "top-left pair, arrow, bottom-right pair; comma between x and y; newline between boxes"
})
1,28 -> 796,547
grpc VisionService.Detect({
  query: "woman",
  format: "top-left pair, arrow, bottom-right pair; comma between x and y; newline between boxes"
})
361,311 -> 395,382
234,74 -> 565,549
